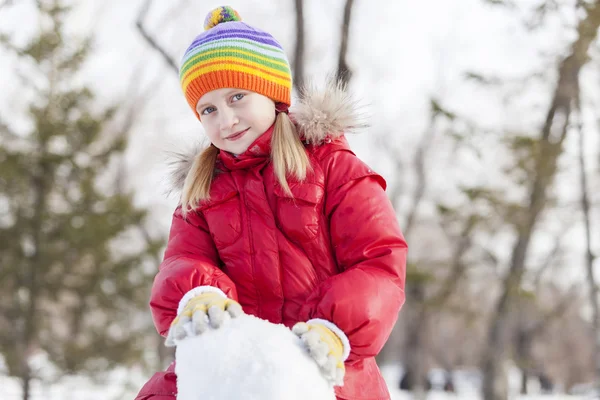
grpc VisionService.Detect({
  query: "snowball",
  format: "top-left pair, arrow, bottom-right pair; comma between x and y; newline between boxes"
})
175,314 -> 336,400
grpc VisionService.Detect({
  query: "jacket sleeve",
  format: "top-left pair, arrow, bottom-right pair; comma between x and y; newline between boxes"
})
300,147 -> 407,363
150,206 -> 238,336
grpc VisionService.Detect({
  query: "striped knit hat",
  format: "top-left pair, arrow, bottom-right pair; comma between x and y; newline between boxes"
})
180,6 -> 292,119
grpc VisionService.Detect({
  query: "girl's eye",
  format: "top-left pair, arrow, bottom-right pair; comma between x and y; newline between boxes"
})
201,106 -> 216,115
232,93 -> 245,102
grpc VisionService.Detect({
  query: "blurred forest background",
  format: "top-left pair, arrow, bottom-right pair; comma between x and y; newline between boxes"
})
0,0 -> 599,399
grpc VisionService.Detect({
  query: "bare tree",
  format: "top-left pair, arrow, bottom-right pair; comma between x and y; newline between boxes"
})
514,283 -> 579,394
538,293 -> 595,390
481,3 -> 600,399
336,0 -> 355,85
374,102 -> 435,386
136,0 -> 178,74
575,91 -> 600,389
377,97 -> 473,395
404,100 -> 455,237
292,0 -> 305,91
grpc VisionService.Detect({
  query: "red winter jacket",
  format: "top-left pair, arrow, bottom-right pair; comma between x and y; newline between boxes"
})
136,89 -> 407,400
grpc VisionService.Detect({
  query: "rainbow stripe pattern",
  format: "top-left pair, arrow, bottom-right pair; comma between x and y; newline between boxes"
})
180,6 -> 292,119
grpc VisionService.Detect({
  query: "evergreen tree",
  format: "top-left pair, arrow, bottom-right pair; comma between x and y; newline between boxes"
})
0,2 -> 163,398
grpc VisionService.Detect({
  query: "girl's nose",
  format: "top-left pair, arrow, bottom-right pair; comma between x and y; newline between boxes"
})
219,107 -> 239,131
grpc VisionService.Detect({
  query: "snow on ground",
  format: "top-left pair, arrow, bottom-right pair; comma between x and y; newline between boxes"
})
1,369 -> 589,400
379,365 -> 590,400
1,341 -> 591,400
0,366 -> 591,399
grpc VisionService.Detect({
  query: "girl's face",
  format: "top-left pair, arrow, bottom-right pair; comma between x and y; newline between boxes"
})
196,88 -> 276,155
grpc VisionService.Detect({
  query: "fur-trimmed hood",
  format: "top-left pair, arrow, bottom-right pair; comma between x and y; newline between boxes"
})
167,79 -> 367,192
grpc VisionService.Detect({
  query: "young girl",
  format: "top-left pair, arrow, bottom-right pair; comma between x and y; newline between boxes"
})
135,6 -> 407,400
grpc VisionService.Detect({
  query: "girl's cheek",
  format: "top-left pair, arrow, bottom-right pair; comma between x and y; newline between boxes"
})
205,127 -> 217,140
212,125 -> 224,140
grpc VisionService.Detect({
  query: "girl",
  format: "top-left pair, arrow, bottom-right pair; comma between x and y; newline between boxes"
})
135,6 -> 407,400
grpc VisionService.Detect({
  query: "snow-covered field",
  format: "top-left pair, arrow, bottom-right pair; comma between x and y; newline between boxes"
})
1,369 -> 589,400
1,359 -> 590,400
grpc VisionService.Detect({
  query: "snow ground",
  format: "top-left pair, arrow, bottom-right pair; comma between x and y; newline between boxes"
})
0,352 -> 590,399
1,369 -> 588,400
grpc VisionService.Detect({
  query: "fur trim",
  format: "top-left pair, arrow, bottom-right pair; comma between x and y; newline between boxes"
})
292,78 -> 368,145
165,143 -> 204,197
167,78 -> 367,193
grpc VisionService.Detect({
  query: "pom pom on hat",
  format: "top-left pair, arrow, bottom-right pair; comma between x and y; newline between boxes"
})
204,6 -> 242,30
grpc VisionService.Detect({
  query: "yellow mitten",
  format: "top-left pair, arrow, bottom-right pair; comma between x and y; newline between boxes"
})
166,288 -> 243,346
292,319 -> 350,386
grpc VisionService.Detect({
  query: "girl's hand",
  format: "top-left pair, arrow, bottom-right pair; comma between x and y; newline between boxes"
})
292,321 -> 347,387
165,291 -> 243,346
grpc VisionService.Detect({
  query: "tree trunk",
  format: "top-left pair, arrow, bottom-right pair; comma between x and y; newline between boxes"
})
292,0 -> 305,91
520,371 -> 528,395
21,367 -> 31,400
516,329 -> 533,395
403,104 -> 438,237
20,153 -> 51,400
336,0 -> 355,85
481,328 -> 508,400
576,90 -> 600,389
481,4 -> 600,400
401,284 -> 428,398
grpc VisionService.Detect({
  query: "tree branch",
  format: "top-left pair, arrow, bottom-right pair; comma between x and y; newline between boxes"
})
135,0 -> 178,75
531,230 -> 563,288
529,283 -> 579,337
428,215 -> 476,306
404,100 -> 441,238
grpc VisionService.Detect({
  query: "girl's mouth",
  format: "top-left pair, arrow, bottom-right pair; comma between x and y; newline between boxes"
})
226,128 -> 249,141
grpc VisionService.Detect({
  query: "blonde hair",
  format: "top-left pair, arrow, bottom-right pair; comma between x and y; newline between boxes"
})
181,112 -> 311,215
